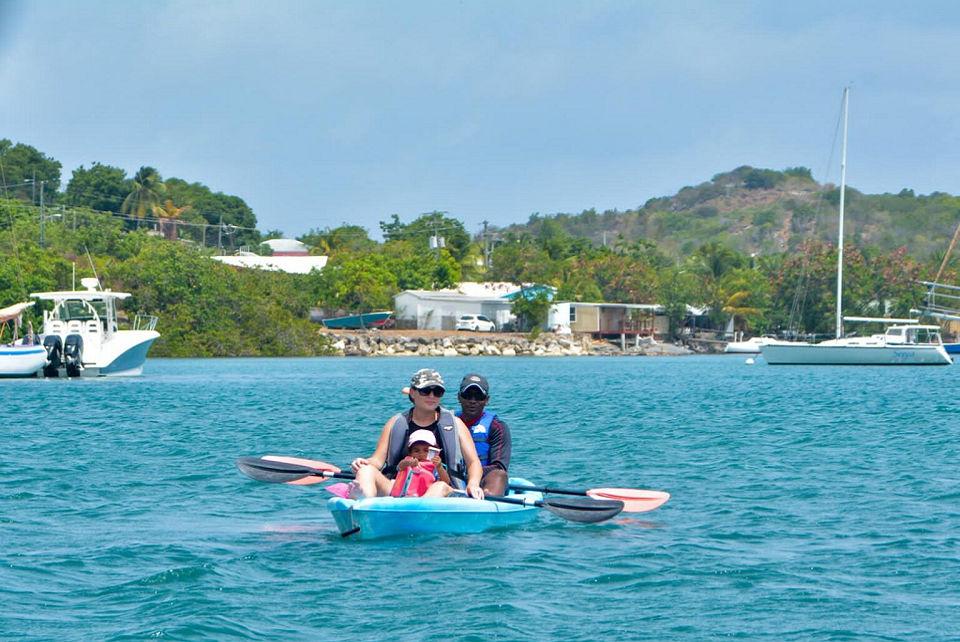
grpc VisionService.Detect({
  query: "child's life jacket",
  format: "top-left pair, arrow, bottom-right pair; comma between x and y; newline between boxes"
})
390,461 -> 437,497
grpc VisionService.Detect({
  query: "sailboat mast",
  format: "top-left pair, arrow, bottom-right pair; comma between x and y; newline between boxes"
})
836,87 -> 849,340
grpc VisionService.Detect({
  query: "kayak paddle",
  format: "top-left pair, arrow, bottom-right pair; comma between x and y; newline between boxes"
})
509,483 -> 670,513
245,454 -> 670,513
237,456 -> 351,485
479,494 -> 624,523
236,456 -> 625,523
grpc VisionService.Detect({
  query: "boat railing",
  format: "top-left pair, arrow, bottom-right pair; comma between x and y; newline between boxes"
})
133,314 -> 158,332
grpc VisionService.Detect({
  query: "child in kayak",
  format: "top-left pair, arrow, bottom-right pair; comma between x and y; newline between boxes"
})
390,429 -> 453,498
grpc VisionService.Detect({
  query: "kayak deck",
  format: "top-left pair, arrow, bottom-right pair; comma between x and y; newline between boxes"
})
328,477 -> 543,540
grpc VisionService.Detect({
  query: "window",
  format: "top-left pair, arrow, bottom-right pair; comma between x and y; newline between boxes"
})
570,306 -> 577,323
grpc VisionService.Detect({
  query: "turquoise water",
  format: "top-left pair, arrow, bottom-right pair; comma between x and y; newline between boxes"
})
3,356 -> 959,641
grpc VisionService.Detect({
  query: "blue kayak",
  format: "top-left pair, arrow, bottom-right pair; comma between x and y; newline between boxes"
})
328,477 -> 543,540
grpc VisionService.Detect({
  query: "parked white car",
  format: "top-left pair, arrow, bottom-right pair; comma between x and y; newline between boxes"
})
456,314 -> 496,332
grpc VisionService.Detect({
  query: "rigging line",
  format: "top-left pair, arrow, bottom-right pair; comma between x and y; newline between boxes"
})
933,216 -> 960,284
786,91 -> 846,335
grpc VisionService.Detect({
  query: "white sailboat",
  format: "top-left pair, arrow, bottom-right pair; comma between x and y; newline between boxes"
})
0,301 -> 47,377
760,88 -> 951,366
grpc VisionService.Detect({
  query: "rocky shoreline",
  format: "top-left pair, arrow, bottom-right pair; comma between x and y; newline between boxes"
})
323,330 -> 701,357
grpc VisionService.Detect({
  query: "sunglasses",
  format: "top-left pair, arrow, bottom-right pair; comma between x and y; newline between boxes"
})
416,386 -> 445,397
459,389 -> 488,401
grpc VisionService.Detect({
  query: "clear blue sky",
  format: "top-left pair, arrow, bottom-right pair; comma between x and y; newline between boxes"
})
2,1 -> 959,239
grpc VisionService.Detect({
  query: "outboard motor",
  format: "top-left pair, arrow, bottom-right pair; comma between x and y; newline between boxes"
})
63,334 -> 84,378
42,335 -> 63,378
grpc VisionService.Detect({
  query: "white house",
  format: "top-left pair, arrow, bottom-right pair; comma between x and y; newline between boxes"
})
212,238 -> 326,274
394,282 -> 538,330
212,252 -> 328,275
547,302 -> 708,338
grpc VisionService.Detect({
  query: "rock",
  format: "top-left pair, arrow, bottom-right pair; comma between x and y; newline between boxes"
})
443,347 -> 459,357
501,347 -> 516,356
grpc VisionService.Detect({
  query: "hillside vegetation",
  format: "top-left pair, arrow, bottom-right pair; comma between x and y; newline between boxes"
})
508,166 -> 960,263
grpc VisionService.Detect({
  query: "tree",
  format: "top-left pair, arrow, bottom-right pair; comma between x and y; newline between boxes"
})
656,268 -> 700,337
156,199 -> 191,240
313,252 -> 398,313
488,239 -> 554,284
165,177 -> 260,247
510,288 -> 553,336
379,211 -> 471,262
0,139 -> 62,202
121,166 -> 165,226
299,224 -> 377,255
65,163 -> 130,212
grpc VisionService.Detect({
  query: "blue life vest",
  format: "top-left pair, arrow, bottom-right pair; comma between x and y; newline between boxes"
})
456,410 -> 496,466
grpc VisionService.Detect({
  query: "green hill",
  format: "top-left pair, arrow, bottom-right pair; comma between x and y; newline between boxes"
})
505,166 -> 960,262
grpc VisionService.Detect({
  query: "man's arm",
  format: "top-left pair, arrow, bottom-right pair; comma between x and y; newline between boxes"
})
483,417 -> 511,474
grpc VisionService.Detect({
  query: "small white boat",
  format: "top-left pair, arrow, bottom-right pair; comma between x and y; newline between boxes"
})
32,278 -> 160,377
724,336 -> 784,354
0,301 -> 47,378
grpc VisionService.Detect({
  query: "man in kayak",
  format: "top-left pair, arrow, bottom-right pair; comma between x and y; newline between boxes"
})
456,374 -> 512,496
350,368 -> 485,500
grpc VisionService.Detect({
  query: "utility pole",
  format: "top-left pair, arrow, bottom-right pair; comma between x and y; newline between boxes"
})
482,220 -> 489,269
39,180 -> 45,248
217,215 -> 223,253
429,214 -> 445,258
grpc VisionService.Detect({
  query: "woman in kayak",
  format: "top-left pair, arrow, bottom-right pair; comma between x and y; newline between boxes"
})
350,368 -> 485,500
390,429 -> 453,497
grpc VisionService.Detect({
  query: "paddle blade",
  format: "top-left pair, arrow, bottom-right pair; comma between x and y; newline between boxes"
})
261,455 -> 340,485
542,497 -> 624,523
586,488 -> 670,513
262,455 -> 341,473
236,456 -> 326,484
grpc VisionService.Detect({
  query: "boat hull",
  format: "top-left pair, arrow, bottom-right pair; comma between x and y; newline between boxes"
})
761,343 -> 952,365
724,338 -> 789,354
321,312 -> 392,329
328,478 -> 542,540
40,330 -> 159,377
0,344 -> 47,378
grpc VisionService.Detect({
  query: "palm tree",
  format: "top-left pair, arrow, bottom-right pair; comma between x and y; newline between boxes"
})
157,199 -> 191,240
723,290 -> 763,334
122,166 -> 165,228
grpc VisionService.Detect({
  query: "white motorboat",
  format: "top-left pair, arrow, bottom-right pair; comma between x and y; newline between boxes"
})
0,301 -> 47,377
760,88 -> 951,366
32,278 -> 160,377
724,336 -> 785,354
